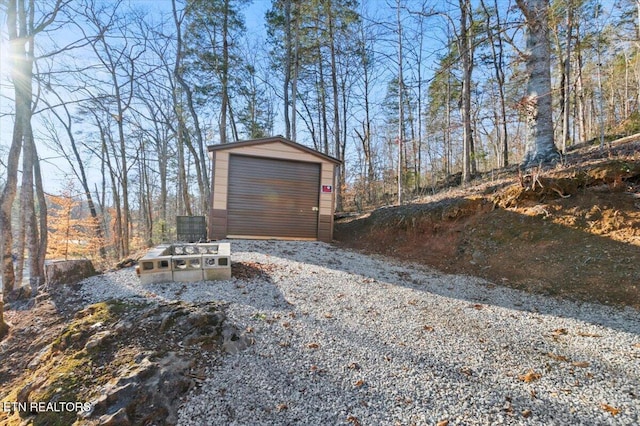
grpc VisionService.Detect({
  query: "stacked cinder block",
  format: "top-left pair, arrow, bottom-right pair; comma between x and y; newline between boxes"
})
137,242 -> 231,284
202,242 -> 231,280
137,245 -> 173,284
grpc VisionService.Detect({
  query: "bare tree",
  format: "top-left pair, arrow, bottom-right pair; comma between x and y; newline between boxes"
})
458,0 -> 475,182
516,0 -> 560,167
1,0 -> 64,304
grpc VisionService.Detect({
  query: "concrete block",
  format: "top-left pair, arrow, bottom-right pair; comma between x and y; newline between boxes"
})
138,242 -> 232,283
139,271 -> 174,285
172,269 -> 204,282
203,268 -> 231,280
138,256 -> 173,274
172,255 -> 202,270
172,255 -> 204,282
217,243 -> 230,256
196,243 -> 221,254
202,255 -> 230,269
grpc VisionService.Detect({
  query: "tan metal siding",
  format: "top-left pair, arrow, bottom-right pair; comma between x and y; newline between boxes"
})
227,155 -> 320,239
229,142 -> 324,163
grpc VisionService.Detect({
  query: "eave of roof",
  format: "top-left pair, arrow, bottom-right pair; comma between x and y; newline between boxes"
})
207,136 -> 341,164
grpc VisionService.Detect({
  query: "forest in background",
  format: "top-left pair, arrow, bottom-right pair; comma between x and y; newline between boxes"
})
1,0 -> 640,329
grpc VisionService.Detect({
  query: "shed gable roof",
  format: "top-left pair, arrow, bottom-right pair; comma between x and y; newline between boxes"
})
207,136 -> 341,164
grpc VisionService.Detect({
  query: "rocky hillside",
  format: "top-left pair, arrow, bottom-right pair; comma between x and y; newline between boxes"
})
335,138 -> 640,310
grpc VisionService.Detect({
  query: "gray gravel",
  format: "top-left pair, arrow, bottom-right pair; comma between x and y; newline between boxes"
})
79,240 -> 640,425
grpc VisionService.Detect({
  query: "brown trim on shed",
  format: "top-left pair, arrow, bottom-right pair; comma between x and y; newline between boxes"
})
210,209 -> 227,240
208,151 -> 217,240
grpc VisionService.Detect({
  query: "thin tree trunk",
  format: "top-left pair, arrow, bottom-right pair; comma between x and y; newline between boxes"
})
220,0 -> 230,144
396,0 -> 404,204
562,3 -> 573,153
327,0 -> 342,210
172,0 -> 210,211
459,0 -> 474,182
291,1 -> 299,141
283,0 -> 292,139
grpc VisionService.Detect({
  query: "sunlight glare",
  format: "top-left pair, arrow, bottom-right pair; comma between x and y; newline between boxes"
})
0,37 -> 11,84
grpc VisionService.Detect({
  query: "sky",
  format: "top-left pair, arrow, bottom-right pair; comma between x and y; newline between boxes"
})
0,0 -> 275,193
0,0 -> 623,194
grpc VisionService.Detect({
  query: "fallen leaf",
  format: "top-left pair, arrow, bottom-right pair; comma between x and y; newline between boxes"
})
354,379 -> 365,388
572,361 -> 590,368
577,331 -> 602,338
633,343 -> 640,349
276,403 -> 288,412
600,403 -> 620,416
408,299 -> 418,306
519,370 -> 542,383
347,415 -> 361,426
547,352 -> 569,362
552,328 -> 568,336
522,409 -> 532,418
282,322 -> 291,328
423,325 -> 435,332
323,313 -> 333,319
473,304 -> 483,310
436,420 -> 449,426
307,342 -> 319,349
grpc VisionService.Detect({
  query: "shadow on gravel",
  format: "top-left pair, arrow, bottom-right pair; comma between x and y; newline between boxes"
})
254,240 -> 640,337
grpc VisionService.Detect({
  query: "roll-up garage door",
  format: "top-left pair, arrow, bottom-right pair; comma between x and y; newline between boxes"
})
227,155 -> 321,239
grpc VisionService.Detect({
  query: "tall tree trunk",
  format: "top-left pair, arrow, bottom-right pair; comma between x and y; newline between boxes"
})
23,124 -> 45,296
172,0 -> 209,212
396,0 -> 404,205
291,1 -> 299,141
516,0 -> 560,167
177,119 -> 193,216
317,24 -> 329,155
326,0 -> 342,211
459,0 -> 474,182
220,0 -> 230,144
283,0 -> 292,139
561,2 -> 573,153
1,0 -> 61,316
1,0 -> 25,298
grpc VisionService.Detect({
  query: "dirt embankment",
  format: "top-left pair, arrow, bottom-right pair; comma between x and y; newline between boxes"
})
335,141 -> 640,310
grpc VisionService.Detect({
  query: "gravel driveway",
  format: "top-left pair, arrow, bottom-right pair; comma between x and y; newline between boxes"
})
81,240 -> 640,425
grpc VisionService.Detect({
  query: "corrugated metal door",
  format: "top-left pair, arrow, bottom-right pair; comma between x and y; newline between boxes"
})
227,155 -> 320,238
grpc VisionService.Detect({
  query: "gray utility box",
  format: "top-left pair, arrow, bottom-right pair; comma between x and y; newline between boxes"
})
176,216 -> 207,242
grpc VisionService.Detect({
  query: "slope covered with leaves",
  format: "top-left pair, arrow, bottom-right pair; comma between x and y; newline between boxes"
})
335,139 -> 640,310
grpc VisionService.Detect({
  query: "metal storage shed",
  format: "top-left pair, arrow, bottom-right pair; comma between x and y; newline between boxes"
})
207,136 -> 341,242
